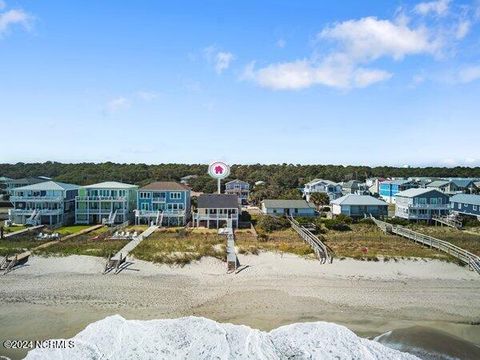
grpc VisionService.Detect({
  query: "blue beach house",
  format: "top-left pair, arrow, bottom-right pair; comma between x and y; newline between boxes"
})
379,180 -> 417,204
135,181 -> 191,226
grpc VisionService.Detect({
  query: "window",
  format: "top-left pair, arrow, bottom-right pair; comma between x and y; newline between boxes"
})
473,205 -> 477,211
141,203 -> 150,210
170,192 -> 181,200
140,192 -> 150,199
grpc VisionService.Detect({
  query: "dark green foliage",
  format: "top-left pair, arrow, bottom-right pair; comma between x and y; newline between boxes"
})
385,218 -> 410,226
256,215 -> 290,233
1,162 -> 480,196
358,218 -> 375,225
240,211 -> 252,222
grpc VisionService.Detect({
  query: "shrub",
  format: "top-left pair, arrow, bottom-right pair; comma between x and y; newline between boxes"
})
385,217 -> 410,226
256,215 -> 290,233
358,218 -> 375,225
321,219 -> 351,231
239,211 -> 252,222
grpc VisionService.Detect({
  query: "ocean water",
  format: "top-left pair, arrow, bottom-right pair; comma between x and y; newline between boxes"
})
1,308 -> 479,360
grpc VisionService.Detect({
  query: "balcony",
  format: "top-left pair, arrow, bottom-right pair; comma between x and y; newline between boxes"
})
76,196 -> 128,202
10,196 -> 64,202
406,203 -> 449,209
135,210 -> 185,217
194,213 -> 237,220
9,208 -> 63,216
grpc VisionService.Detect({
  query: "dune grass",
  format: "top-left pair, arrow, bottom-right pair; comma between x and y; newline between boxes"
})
131,228 -> 227,266
34,227 -> 128,257
323,224 -> 450,261
235,228 -> 315,257
408,225 -> 480,256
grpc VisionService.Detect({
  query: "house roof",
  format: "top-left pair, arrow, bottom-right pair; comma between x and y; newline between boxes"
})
8,177 -> 50,185
225,179 -> 249,185
0,176 -> 12,182
380,179 -> 412,186
82,181 -> 138,189
450,179 -> 476,188
198,194 -> 239,208
342,180 -> 362,188
395,188 -> 444,198
305,179 -> 338,186
262,199 -> 315,209
426,180 -> 450,188
13,181 -> 80,192
140,181 -> 189,191
331,194 -> 388,206
450,194 -> 480,206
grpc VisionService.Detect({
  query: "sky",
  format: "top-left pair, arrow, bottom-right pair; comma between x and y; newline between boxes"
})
1,0 -> 480,167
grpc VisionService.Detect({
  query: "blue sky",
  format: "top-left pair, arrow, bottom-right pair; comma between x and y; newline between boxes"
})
1,0 -> 480,166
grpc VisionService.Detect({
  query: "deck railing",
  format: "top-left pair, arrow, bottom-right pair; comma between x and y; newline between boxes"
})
287,216 -> 333,264
370,215 -> 480,274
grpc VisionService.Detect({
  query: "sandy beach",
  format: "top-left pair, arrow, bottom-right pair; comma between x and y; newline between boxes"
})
1,253 -> 480,359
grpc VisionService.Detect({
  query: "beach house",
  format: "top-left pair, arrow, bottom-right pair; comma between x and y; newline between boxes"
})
379,179 -> 417,204
135,181 -> 191,226
4,176 -> 51,195
330,194 -> 388,218
394,188 -> 450,221
427,179 -> 478,195
450,194 -> 480,219
261,199 -> 316,217
8,181 -> 79,226
303,179 -> 342,202
75,181 -> 138,225
193,194 -> 239,228
225,179 -> 250,205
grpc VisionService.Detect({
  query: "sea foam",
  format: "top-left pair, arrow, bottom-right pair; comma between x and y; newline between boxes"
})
25,315 -> 418,359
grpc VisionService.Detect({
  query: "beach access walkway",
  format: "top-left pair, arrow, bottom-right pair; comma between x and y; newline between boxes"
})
371,216 -> 480,275
287,216 -> 334,264
104,225 -> 159,274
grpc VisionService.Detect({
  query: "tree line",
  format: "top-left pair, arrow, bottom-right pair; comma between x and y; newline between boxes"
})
1,162 -> 479,199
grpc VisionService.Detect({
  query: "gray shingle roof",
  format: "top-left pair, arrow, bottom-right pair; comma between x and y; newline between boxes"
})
331,194 -> 388,206
381,179 -> 412,186
262,199 -> 315,209
450,194 -> 480,206
140,182 -> 189,191
198,194 -> 239,208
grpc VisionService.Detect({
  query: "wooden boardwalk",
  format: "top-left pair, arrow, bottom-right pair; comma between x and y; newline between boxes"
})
287,216 -> 334,264
371,216 -> 480,274
3,225 -> 44,239
1,224 -> 104,275
104,225 -> 158,274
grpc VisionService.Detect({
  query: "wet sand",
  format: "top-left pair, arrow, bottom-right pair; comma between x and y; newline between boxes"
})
1,253 -> 480,359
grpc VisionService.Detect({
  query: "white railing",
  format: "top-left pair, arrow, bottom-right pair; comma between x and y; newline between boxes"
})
288,216 -> 333,264
135,210 -> 185,216
194,213 -> 236,220
9,208 -> 63,216
370,215 -> 480,275
76,196 -> 128,201
405,203 -> 449,209
10,196 -> 63,202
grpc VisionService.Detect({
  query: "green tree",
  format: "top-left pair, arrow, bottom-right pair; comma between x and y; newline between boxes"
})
309,192 -> 330,209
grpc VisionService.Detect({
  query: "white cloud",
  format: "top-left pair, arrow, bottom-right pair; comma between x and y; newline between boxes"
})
414,0 -> 451,16
276,39 -> 286,48
455,19 -> 470,39
319,16 -> 441,61
0,1 -> 6,10
136,91 -> 160,101
0,8 -> 33,35
105,97 -> 131,113
457,65 -> 480,83
242,58 -> 391,90
203,46 -> 235,74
